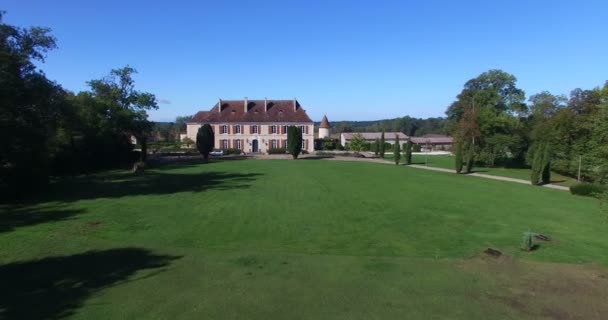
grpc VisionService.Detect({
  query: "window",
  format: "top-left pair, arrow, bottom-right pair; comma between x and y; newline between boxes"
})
252,125 -> 258,134
300,125 -> 305,133
236,139 -> 241,149
271,139 -> 277,148
222,140 -> 228,149
283,125 -> 289,134
221,125 -> 228,134
235,125 -> 241,134
271,125 -> 277,134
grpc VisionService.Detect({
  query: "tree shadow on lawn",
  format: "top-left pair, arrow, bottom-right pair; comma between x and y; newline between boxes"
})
0,248 -> 180,320
0,205 -> 84,234
31,170 -> 264,204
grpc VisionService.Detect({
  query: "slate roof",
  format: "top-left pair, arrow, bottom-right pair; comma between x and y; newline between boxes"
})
190,99 -> 313,123
341,132 -> 409,140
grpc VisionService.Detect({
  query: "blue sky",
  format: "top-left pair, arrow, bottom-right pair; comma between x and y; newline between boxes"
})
4,0 -> 607,122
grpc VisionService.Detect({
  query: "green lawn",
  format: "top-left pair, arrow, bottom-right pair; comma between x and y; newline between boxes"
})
386,154 -> 578,187
1,159 -> 606,319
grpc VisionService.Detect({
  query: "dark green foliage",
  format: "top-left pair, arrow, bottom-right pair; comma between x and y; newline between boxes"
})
374,138 -> 380,156
454,140 -> 464,173
322,137 -> 334,150
569,183 -> 607,197
522,231 -> 534,251
196,124 -> 214,159
413,144 -> 421,152
267,148 -> 287,154
405,141 -> 413,165
541,160 -> 551,184
393,135 -> 401,165
223,148 -> 242,155
287,126 -> 302,159
379,131 -> 385,158
530,142 -> 552,185
465,142 -> 475,173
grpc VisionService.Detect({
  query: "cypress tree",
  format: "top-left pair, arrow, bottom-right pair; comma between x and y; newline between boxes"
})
393,135 -> 401,165
374,138 -> 379,156
196,124 -> 215,160
530,143 -> 544,185
379,131 -> 385,158
541,143 -> 552,184
465,142 -> 475,173
287,125 -> 303,159
405,140 -> 413,165
454,139 -> 463,173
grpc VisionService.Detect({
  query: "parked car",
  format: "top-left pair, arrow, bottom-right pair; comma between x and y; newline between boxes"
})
210,149 -> 224,156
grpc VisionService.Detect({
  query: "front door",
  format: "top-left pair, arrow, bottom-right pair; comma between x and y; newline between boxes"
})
252,139 -> 259,153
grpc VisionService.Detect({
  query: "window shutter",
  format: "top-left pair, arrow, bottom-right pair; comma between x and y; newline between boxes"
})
249,125 -> 252,134
305,126 -> 309,134
241,139 -> 244,151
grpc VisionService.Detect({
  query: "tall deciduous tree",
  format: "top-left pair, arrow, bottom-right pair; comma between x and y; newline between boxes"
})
0,11 -> 64,191
196,124 -> 214,159
287,126 -> 302,159
87,66 -> 158,162
447,69 -> 526,169
379,131 -> 385,158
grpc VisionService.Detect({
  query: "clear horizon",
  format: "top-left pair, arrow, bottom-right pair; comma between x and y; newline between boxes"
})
4,0 -> 607,122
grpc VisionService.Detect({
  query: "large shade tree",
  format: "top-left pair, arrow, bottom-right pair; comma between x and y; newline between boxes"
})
0,11 -> 65,190
447,70 -> 526,171
86,66 -> 158,162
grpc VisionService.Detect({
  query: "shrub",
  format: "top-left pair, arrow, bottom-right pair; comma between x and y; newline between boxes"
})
413,144 -> 421,152
570,183 -> 607,198
267,148 -> 287,155
224,148 -> 242,155
521,231 -> 534,251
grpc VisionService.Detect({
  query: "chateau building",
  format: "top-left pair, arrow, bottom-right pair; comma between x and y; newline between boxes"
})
185,98 -> 314,153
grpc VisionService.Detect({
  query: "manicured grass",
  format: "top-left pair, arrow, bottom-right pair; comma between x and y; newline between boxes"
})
386,154 -> 578,186
1,159 -> 606,319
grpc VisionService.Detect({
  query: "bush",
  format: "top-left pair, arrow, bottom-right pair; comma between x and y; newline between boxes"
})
267,148 -> 287,154
569,183 -> 607,198
521,231 -> 534,251
413,144 -> 421,152
224,148 -> 242,155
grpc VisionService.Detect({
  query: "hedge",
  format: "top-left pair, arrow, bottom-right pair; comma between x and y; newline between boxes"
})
267,148 -> 287,154
569,183 -> 607,197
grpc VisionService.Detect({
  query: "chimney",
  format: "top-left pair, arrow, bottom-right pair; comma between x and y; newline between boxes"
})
218,99 -> 222,113
244,97 -> 248,112
293,97 -> 297,111
264,97 -> 268,112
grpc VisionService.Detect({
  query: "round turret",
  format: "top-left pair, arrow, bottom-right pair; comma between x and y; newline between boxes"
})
319,115 -> 331,139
